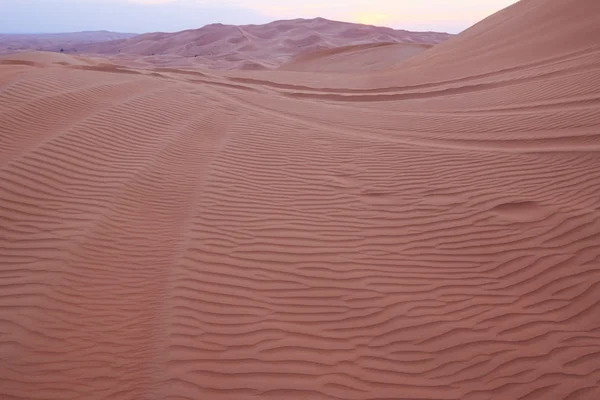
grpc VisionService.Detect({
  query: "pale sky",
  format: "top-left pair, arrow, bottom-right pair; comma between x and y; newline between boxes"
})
0,0 -> 519,34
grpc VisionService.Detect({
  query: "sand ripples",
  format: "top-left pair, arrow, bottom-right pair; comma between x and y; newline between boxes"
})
2,1 -> 600,398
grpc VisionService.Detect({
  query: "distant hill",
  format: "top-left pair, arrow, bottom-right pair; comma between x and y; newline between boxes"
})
76,18 -> 452,69
0,31 -> 138,54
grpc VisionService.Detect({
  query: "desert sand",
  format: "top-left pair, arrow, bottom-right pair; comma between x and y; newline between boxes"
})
0,31 -> 137,55
1,0 -> 600,399
280,42 -> 434,72
76,18 -> 451,70
0,20 -> 449,71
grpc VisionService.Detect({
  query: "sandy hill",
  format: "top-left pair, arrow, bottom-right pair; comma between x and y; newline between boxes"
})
280,42 -> 434,72
1,0 -> 600,399
0,51 -> 107,67
364,0 -> 600,87
0,31 -> 137,54
77,18 -> 451,69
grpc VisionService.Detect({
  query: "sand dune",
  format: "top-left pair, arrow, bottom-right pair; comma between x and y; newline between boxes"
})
1,0 -> 600,399
280,42 -> 433,72
0,31 -> 137,54
77,18 -> 451,69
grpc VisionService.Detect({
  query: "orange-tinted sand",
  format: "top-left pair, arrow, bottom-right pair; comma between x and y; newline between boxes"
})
1,0 -> 600,399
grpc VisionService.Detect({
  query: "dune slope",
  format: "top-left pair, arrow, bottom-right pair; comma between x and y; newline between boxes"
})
1,0 -> 600,399
279,42 -> 433,72
78,18 -> 451,69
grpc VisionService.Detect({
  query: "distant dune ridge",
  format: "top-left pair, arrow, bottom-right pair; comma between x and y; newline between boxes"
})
0,19 -> 451,70
0,31 -> 138,54
2,0 -> 600,399
75,18 -> 452,69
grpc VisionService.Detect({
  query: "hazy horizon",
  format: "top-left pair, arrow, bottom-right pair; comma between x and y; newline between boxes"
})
1,0 -> 519,35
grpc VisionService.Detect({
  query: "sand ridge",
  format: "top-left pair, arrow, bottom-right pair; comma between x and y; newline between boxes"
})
279,42 -> 433,72
75,18 -> 451,70
0,31 -> 137,54
1,0 -> 600,399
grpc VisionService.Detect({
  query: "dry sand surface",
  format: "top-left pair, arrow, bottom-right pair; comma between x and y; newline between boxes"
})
1,0 -> 600,399
280,43 -> 434,73
0,31 -> 137,55
77,18 -> 451,70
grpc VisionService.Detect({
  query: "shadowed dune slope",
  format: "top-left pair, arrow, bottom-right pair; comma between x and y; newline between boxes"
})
1,0 -> 600,399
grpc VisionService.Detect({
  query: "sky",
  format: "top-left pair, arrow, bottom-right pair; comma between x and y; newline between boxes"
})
0,0 -> 520,34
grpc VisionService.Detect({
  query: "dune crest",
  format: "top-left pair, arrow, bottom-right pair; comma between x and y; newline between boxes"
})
1,0 -> 600,399
76,18 -> 451,70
